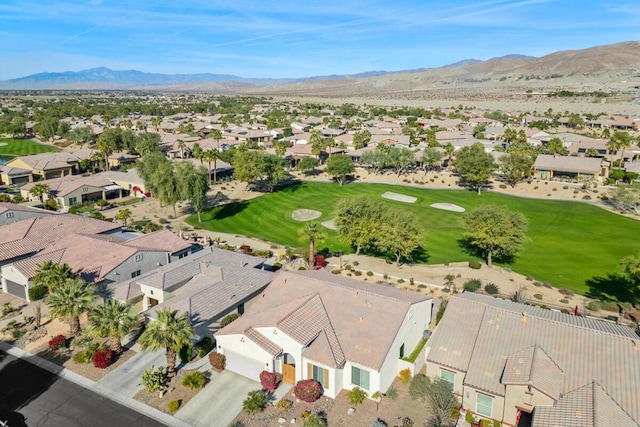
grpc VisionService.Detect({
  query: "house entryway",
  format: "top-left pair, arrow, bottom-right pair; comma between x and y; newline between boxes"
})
282,353 -> 296,384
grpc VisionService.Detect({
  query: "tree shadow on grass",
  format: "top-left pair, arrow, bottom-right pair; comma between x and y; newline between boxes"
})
210,200 -> 249,220
456,237 -> 518,265
585,273 -> 640,305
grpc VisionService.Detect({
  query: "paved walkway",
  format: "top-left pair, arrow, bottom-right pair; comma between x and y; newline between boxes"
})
97,345 -> 166,398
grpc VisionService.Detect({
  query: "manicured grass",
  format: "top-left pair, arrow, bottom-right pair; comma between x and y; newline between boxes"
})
187,182 -> 640,295
0,138 -> 58,156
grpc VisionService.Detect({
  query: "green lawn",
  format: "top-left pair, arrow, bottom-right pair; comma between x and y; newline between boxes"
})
0,138 -> 58,157
187,181 -> 640,296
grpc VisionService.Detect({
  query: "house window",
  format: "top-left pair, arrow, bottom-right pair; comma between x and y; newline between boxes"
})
440,369 -> 454,391
135,253 -> 143,262
131,270 -> 141,279
311,364 -> 328,388
399,344 -> 405,359
178,251 -> 188,259
351,366 -> 370,390
69,197 -> 77,206
476,393 -> 493,417
238,302 -> 245,315
82,186 -> 88,192
5,212 -> 14,219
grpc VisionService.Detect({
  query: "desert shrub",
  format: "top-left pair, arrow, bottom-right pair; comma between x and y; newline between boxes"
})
48,334 -> 67,351
582,195 -> 592,200
385,387 -> 398,400
73,351 -> 87,363
367,271 -> 374,277
2,302 -> 16,316
418,284 -> 427,289
348,387 -> 368,405
220,313 -> 239,328
179,344 -> 193,363
303,413 -> 327,427
242,390 -> 269,414
11,328 -> 24,339
409,374 -> 430,400
499,184 -> 507,189
182,371 -> 206,389
586,301 -> 600,311
533,293 -> 543,300
300,410 -> 311,420
353,270 -> 362,276
275,398 -> 293,410
158,218 -> 168,224
141,365 -> 167,393
558,288 -> 574,296
293,379 -> 322,403
463,279 -> 482,292
468,260 -> 482,269
28,285 -> 49,301
298,266 -> 306,270
75,342 -> 100,363
484,283 -> 500,295
194,337 -> 214,358
398,368 -> 412,383
560,298 -> 569,304
259,370 -> 280,392
167,399 -> 181,414
209,352 -> 226,371
331,269 -> 342,275
93,348 -> 114,369
534,186 -> 539,190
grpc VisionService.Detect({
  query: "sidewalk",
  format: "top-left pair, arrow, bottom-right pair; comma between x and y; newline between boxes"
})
0,341 -> 192,427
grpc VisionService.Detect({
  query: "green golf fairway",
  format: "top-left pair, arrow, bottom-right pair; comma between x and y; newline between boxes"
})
0,138 -> 58,157
188,182 -> 640,295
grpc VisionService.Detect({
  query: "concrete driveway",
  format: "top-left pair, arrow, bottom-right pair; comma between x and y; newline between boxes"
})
98,347 -> 166,398
175,370 -> 260,427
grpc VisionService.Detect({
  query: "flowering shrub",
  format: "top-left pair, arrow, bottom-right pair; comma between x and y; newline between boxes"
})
314,255 -> 326,268
93,348 -> 114,369
48,334 -> 67,351
293,379 -> 322,403
398,368 -> 412,384
260,370 -> 280,392
209,351 -> 226,371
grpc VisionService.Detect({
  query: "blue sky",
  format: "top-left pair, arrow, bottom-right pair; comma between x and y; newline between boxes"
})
1,0 -> 638,80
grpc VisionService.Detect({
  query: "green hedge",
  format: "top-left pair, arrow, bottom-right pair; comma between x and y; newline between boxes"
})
28,284 -> 48,301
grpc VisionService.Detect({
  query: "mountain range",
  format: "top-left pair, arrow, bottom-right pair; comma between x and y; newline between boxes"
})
1,41 -> 638,94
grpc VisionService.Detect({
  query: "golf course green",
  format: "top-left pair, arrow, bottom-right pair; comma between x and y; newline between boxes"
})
187,181 -> 640,294
0,137 -> 58,157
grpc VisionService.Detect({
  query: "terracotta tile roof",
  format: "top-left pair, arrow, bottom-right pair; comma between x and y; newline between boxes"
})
533,382 -> 639,427
123,229 -> 192,254
427,293 -> 640,423
502,345 -> 563,400
0,214 -> 121,262
244,327 -> 282,356
217,270 -> 429,370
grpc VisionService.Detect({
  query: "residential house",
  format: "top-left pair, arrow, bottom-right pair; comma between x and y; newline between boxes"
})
533,154 -> 605,181
0,202 -> 53,226
1,228 -> 192,301
425,293 -> 640,426
20,174 -> 123,208
115,247 -> 274,337
4,152 -> 83,180
215,270 -> 432,398
0,164 -> 33,185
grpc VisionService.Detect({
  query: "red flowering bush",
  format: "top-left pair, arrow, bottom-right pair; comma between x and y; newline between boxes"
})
209,351 -> 226,371
93,349 -> 114,369
48,334 -> 67,351
293,379 -> 322,403
314,255 -> 326,268
259,370 -> 280,392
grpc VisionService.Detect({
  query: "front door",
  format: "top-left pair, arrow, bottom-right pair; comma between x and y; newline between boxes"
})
282,363 -> 296,384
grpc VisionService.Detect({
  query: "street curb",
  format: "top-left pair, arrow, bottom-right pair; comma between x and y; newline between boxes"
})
0,341 -> 193,427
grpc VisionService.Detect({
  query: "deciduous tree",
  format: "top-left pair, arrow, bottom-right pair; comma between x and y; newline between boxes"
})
325,155 -> 354,186
463,205 -> 529,267
454,142 -> 496,194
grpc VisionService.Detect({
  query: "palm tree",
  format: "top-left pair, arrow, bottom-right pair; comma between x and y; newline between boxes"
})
611,131 -> 632,167
151,116 -> 163,132
88,299 -> 138,353
115,208 -> 132,226
444,143 -> 455,171
192,143 -> 204,166
298,222 -> 325,268
606,138 -> 618,165
96,137 -> 115,171
210,129 -> 223,177
177,139 -> 187,159
46,277 -> 95,336
33,261 -> 75,293
203,149 -> 218,184
138,308 -> 195,377
29,183 -> 50,203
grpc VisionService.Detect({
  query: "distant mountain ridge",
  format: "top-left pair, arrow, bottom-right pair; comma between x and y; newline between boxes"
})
1,41 -> 638,92
0,54 -> 536,90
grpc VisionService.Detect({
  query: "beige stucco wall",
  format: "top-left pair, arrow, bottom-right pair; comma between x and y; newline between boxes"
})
462,385 -> 505,424
503,384 -> 556,425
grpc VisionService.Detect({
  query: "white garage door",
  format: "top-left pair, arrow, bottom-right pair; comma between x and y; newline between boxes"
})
225,351 -> 265,381
5,280 -> 27,300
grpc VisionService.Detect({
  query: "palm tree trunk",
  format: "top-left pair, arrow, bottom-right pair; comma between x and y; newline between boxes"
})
487,251 -> 493,268
213,159 -> 217,183
34,302 -> 42,329
309,239 -> 315,268
70,316 -> 81,336
166,347 -> 177,377
110,336 -> 123,354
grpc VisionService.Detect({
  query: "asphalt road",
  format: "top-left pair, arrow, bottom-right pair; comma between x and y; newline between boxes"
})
0,350 -> 167,427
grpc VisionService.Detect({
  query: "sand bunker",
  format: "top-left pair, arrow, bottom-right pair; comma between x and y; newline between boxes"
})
291,209 -> 322,221
381,192 -> 417,203
0,143 -> 7,146
430,203 -> 465,212
321,218 -> 337,230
